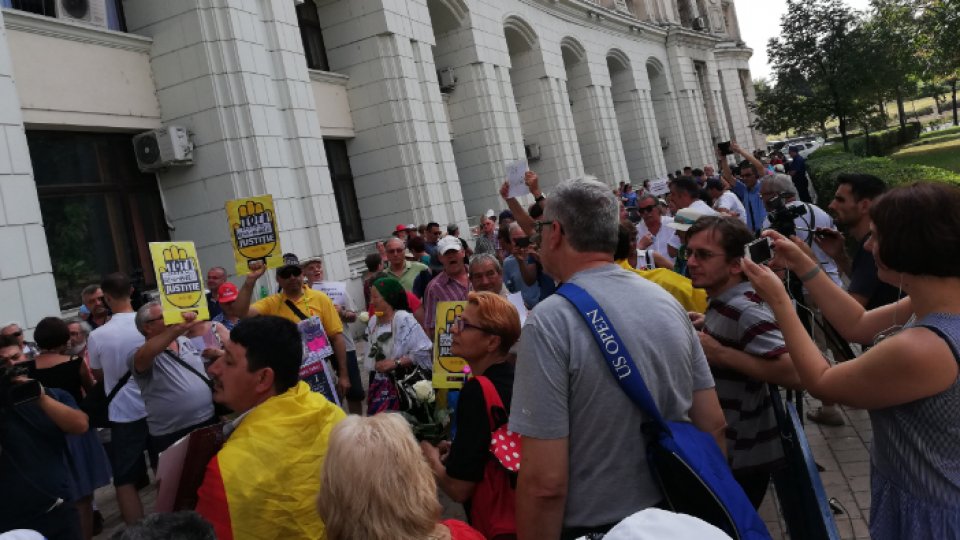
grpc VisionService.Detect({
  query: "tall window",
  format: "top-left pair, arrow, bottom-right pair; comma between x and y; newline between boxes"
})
27,131 -> 169,309
296,0 -> 330,71
323,139 -> 364,244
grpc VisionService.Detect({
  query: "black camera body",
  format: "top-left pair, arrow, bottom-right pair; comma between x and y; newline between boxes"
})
766,193 -> 807,238
0,364 -> 42,408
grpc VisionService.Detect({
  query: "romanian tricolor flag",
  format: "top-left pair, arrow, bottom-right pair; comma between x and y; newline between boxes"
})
196,381 -> 346,539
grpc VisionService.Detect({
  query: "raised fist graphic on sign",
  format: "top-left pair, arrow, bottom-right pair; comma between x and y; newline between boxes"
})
158,245 -> 204,309
233,199 -> 278,265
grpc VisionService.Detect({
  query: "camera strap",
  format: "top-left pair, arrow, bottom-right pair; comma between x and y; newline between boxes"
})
800,203 -> 817,247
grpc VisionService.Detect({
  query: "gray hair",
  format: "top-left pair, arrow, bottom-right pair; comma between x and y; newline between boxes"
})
545,178 -> 620,254
637,193 -> 657,206
110,511 -> 215,540
508,222 -> 523,235
81,284 -> 101,301
761,173 -> 796,196
64,318 -> 92,337
208,266 -> 228,277
134,301 -> 162,335
469,253 -> 502,274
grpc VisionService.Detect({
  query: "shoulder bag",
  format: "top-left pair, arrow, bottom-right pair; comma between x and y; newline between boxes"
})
557,283 -> 771,540
80,369 -> 132,428
468,375 -> 519,539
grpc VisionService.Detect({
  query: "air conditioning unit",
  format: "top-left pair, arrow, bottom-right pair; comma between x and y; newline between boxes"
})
525,143 -> 541,162
133,126 -> 194,172
56,0 -> 107,28
437,68 -> 457,93
692,16 -> 707,31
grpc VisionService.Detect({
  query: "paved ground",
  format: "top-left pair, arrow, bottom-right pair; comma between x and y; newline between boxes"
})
94,392 -> 872,538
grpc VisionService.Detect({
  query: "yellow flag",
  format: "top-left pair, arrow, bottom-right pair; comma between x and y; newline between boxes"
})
225,195 -> 283,275
149,241 -> 210,324
433,301 -> 468,389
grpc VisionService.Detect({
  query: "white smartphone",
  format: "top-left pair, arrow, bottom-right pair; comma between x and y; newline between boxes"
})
744,237 -> 774,264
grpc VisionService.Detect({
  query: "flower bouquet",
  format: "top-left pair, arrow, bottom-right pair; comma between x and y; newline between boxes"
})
400,380 -> 451,444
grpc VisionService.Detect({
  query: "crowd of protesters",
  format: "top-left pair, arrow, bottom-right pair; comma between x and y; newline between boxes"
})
2,138 -> 958,540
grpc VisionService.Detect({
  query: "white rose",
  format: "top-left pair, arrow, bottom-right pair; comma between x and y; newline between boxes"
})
413,380 -> 435,403
358,311 -> 370,324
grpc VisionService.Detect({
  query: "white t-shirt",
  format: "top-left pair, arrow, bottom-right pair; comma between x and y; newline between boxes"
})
689,199 -> 716,215
762,201 -> 843,286
714,191 -> 748,224
635,216 -> 677,263
88,312 -> 147,423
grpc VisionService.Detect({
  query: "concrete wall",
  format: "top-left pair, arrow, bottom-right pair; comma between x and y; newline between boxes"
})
0,9 -> 60,335
5,9 -> 160,131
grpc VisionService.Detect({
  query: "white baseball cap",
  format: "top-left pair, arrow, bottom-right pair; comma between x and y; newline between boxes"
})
437,235 -> 462,254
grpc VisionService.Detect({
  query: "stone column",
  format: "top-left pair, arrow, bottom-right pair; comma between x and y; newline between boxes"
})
0,10 -> 59,331
569,81 -> 629,185
318,0 -> 467,236
124,0 -> 351,278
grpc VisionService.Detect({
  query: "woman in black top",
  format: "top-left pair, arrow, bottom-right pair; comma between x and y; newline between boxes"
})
32,317 -> 111,540
420,291 -> 521,538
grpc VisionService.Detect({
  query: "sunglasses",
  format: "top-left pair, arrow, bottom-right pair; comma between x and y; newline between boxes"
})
8,331 -> 22,338
636,205 -> 656,214
277,268 -> 302,278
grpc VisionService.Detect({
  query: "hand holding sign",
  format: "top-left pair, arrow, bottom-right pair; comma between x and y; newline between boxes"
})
226,195 -> 282,275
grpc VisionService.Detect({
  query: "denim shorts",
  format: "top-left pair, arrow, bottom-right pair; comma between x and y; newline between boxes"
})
108,418 -> 152,487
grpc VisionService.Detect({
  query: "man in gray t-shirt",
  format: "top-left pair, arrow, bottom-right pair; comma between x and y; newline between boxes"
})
131,302 -> 215,455
509,179 -> 727,539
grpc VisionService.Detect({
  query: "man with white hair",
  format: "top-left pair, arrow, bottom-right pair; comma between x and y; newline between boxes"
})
0,322 -> 39,360
759,173 -> 842,286
510,178 -> 727,539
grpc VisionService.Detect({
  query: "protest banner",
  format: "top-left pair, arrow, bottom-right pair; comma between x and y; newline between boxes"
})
432,301 -> 468,389
648,178 -> 670,196
297,317 -> 340,406
149,241 -> 209,324
312,281 -> 347,307
225,195 -> 282,275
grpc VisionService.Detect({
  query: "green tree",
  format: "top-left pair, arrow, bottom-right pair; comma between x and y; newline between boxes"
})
766,0 -> 868,151
866,0 -> 923,132
914,0 -> 960,125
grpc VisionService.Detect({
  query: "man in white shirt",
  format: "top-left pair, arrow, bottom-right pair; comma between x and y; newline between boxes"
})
706,178 -> 747,224
669,176 -> 714,215
87,272 -> 148,525
634,193 -> 677,266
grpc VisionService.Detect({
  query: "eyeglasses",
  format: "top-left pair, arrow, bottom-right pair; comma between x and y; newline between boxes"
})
453,315 -> 495,335
687,249 -> 725,261
637,205 -> 656,214
386,248 -> 405,254
7,331 -> 22,338
533,220 -> 555,234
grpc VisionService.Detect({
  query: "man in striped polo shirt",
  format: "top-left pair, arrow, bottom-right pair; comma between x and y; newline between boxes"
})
685,215 -> 801,508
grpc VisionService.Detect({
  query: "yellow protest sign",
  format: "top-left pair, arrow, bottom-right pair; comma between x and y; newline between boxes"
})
149,241 -> 210,324
225,195 -> 282,275
433,301 -> 468,389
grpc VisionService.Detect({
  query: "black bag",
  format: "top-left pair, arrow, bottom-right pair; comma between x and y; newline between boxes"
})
80,370 -> 132,428
393,365 -> 432,412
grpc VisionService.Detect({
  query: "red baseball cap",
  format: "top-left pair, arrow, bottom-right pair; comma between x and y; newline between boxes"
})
395,224 -> 407,233
217,282 -> 239,303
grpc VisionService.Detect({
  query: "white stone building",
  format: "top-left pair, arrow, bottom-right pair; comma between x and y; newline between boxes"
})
0,0 -> 762,332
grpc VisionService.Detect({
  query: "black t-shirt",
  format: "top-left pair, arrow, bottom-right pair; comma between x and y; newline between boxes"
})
0,388 -> 76,530
444,362 -> 515,483
848,235 -> 902,310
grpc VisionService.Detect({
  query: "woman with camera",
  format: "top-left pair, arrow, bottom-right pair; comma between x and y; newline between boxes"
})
740,181 -> 960,539
0,334 -> 90,539
31,317 -> 112,540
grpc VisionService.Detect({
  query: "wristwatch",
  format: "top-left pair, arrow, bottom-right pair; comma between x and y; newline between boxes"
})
535,194 -> 546,203
395,358 -> 402,369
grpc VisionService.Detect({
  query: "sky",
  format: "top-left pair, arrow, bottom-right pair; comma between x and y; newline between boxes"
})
735,0 -> 872,82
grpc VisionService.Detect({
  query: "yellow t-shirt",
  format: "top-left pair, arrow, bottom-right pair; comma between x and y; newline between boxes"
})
616,259 -> 709,314
252,287 -> 344,335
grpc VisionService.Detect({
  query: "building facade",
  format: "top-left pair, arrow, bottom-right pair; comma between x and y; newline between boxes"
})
0,0 -> 762,332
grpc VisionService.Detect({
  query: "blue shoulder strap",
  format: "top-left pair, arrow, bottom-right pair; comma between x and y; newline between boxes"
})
556,283 -> 668,432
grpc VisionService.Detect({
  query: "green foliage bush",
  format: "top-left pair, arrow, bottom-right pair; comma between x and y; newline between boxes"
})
807,148 -> 960,203
888,105 -> 935,121
847,122 -> 922,157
